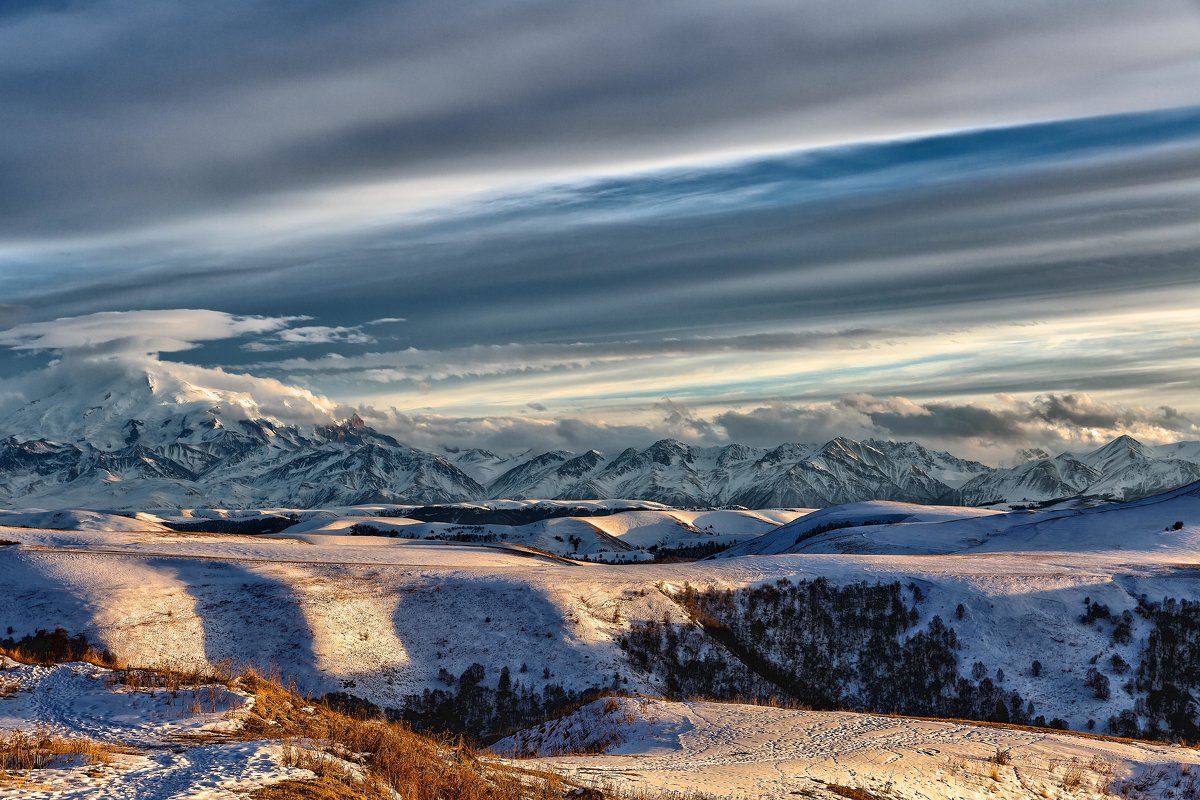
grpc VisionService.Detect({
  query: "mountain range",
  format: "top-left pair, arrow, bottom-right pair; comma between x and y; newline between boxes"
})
2,363 -> 1199,509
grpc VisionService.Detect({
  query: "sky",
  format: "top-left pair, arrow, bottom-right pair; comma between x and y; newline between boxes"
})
2,0 -> 1200,463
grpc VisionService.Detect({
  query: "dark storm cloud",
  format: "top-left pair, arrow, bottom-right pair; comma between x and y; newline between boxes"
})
714,403 -> 880,447
711,398 -> 1031,449
1028,394 -> 1199,434
0,305 -> 28,328
712,394 -> 1200,457
853,402 -> 1026,441
1,0 -> 1199,238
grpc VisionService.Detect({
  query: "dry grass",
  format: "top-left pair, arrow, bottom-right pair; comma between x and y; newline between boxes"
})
234,670 -> 725,800
1089,754 -> 1115,779
1059,761 -> 1085,791
940,747 -> 1135,798
0,728 -> 127,778
0,644 -> 116,669
105,659 -> 238,691
823,784 -> 893,800
232,669 -> 572,800
0,640 -> 795,799
251,776 -> 379,800
104,661 -> 241,719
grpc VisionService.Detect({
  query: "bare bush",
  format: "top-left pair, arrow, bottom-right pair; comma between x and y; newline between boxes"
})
0,728 -> 121,776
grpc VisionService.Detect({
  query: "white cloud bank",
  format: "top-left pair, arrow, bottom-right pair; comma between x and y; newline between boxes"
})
1,309 -> 1198,462
0,309 -> 298,356
0,311 -> 338,445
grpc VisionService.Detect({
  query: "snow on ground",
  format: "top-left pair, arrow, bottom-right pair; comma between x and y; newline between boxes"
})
719,500 -> 1005,557
0,518 -> 1198,731
3,485 -> 1200,739
275,505 -> 810,562
0,509 -> 166,533
0,657 -> 313,799
498,697 -> 1200,799
722,484 -> 1200,557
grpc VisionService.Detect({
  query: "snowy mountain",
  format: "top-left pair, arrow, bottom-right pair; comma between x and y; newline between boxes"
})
957,434 -> 1200,505
473,436 -> 996,509
0,356 -> 498,508
3,362 -> 1200,509
441,447 -> 534,485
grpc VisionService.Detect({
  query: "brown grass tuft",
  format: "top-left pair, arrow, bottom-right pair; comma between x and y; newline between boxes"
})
824,784 -> 891,800
106,659 -> 237,691
251,776 -> 380,800
987,746 -> 1012,766
0,728 -> 127,778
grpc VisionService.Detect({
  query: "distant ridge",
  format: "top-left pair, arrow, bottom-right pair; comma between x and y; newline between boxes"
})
1,363 -> 1198,509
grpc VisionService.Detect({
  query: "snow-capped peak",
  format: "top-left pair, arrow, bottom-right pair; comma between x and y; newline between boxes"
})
0,354 -> 337,451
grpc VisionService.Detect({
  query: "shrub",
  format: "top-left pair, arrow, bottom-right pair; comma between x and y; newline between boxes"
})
0,628 -> 114,667
1085,668 -> 1111,701
619,578 -> 1034,726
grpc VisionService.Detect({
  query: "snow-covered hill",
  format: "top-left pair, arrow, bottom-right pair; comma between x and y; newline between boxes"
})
274,505 -> 809,562
0,501 -> 1196,742
721,478 -> 1200,557
498,697 -> 1200,799
6,482 -> 1200,748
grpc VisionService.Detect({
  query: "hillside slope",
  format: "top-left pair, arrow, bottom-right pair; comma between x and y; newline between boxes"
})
5,485 -> 1200,741
498,697 -> 1200,799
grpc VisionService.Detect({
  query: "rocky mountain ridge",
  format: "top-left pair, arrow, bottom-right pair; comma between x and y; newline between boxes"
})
1,363 -> 1196,508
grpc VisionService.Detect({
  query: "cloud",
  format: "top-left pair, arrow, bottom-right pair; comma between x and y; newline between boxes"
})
0,309 -> 299,356
656,398 -> 721,443
840,395 -> 1027,441
247,328 -> 898,381
714,393 -> 1200,460
0,309 -> 346,435
2,0 -> 1199,241
343,406 -> 677,455
0,309 -> 1194,461
9,105 -> 1200,384
337,391 -> 1199,461
0,305 -> 28,328
243,324 -> 377,351
1028,393 -> 1181,431
714,402 -> 883,448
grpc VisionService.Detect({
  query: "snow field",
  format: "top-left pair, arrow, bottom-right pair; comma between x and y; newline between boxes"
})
499,697 -> 1200,800
0,658 -> 320,799
274,505 -> 809,561
1,519 -> 1197,733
